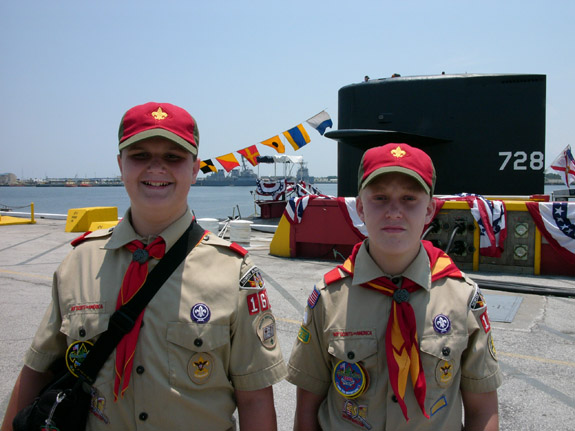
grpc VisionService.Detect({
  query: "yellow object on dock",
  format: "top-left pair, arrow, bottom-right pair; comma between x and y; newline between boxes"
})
65,207 -> 118,232
0,215 -> 36,226
270,216 -> 292,257
0,202 -> 36,225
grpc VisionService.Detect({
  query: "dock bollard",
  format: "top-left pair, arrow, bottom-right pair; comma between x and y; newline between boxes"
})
229,220 -> 253,245
197,218 -> 220,234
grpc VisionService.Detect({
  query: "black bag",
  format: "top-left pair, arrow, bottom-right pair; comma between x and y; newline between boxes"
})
12,371 -> 91,431
12,220 -> 204,431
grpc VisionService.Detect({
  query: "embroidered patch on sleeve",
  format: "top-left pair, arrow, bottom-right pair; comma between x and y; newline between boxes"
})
307,286 -> 321,309
469,285 -> 487,310
480,310 -> 491,333
255,312 -> 277,350
240,266 -> 265,290
488,332 -> 498,360
247,289 -> 270,315
297,325 -> 311,343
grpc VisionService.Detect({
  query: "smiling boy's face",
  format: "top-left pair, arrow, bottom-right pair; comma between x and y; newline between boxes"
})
118,137 -> 199,226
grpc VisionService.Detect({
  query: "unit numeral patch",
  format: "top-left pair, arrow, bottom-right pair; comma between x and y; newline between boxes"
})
247,289 -> 270,315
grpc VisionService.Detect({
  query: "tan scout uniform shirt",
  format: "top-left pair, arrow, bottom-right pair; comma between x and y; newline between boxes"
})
287,241 -> 502,431
25,209 -> 287,431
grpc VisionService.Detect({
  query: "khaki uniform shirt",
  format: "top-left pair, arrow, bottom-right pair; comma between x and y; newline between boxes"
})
25,210 -> 287,431
287,241 -> 502,431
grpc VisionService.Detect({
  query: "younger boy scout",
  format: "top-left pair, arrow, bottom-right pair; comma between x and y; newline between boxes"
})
287,143 -> 502,430
2,102 -> 287,431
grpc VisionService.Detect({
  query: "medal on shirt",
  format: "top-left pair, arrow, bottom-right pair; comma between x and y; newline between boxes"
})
333,361 -> 369,399
65,340 -> 93,377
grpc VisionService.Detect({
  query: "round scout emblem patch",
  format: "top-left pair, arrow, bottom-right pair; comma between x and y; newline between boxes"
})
256,312 -> 277,349
433,314 -> 451,334
333,361 -> 368,399
191,303 -> 211,323
435,359 -> 455,387
65,340 -> 94,377
188,352 -> 214,385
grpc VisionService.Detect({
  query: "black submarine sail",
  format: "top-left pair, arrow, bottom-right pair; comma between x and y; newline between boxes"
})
326,73 -> 546,197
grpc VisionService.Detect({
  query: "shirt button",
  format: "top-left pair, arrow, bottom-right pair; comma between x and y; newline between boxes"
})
139,412 -> 148,421
347,351 -> 355,360
79,328 -> 86,338
391,395 -> 398,403
136,366 -> 145,374
442,347 -> 451,356
391,277 -> 401,285
194,338 -> 203,347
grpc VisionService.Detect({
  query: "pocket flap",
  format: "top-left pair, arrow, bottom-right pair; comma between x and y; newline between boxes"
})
167,322 -> 229,352
420,334 -> 467,361
61,313 -> 110,340
328,330 -> 377,363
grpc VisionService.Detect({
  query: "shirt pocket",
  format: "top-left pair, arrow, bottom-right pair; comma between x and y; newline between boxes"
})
60,312 -> 110,344
166,322 -> 231,390
327,330 -> 378,399
419,334 -> 467,389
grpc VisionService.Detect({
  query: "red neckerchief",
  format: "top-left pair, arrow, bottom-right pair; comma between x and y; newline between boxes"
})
336,240 -> 462,421
114,236 -> 166,401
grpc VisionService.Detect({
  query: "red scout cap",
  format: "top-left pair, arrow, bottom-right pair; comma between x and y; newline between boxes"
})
358,143 -> 436,195
118,102 -> 199,155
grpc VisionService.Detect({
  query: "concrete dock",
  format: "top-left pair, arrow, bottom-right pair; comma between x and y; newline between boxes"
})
1,218 -> 574,430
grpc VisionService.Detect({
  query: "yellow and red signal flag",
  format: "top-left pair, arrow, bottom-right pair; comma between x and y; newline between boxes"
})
216,153 -> 240,172
237,145 -> 261,167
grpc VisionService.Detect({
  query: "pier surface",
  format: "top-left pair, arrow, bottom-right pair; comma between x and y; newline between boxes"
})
1,219 -> 574,430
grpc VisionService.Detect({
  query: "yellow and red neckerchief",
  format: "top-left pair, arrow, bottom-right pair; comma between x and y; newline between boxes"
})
325,240 -> 462,421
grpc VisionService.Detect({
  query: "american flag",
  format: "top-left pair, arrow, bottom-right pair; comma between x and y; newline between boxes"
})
307,286 -> 321,309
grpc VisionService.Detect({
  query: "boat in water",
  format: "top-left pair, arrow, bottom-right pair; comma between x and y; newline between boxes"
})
195,165 -> 259,187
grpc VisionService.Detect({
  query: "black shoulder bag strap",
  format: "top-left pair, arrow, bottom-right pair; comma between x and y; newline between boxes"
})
76,219 -> 206,385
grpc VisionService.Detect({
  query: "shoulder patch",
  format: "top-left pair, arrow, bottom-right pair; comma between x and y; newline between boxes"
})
240,265 -> 265,290
324,267 -> 349,286
469,285 -> 487,311
229,242 -> 248,257
201,235 -> 248,256
307,286 -> 321,309
70,228 -> 114,247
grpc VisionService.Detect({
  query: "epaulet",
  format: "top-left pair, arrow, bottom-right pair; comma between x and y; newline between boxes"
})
201,234 -> 248,257
70,228 -> 114,247
324,266 -> 349,285
229,242 -> 248,257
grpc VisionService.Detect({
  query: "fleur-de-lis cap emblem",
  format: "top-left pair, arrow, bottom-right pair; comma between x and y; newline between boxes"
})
391,146 -> 406,158
151,107 -> 168,120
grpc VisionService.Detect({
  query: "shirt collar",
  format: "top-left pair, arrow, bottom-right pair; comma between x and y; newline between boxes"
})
104,208 -> 194,251
351,240 -> 432,291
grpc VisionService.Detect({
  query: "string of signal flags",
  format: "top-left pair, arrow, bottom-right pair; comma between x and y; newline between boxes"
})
199,110 -> 333,174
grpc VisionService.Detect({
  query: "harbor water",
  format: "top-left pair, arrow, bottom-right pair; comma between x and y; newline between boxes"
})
0,184 -> 338,220
0,184 -> 564,220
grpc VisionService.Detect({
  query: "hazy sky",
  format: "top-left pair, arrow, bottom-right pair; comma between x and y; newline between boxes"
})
1,1 -> 573,179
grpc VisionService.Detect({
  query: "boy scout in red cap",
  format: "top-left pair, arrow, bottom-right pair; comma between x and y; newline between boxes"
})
2,102 -> 286,431
287,143 -> 502,430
